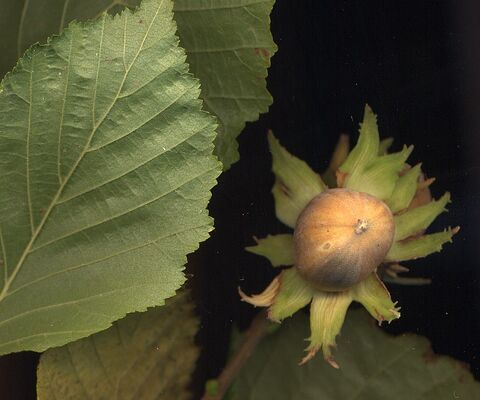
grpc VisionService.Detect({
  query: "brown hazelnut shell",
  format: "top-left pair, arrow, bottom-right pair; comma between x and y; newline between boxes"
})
294,189 -> 395,291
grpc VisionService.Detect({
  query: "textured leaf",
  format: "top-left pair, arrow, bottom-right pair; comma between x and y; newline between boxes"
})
351,273 -> 400,323
345,145 -> 413,200
339,105 -> 414,201
268,131 -> 326,228
386,228 -> 457,262
394,192 -> 450,241
268,268 -> 313,322
245,234 -> 294,267
174,0 -> 277,168
0,0 -> 220,354
231,310 -> 480,400
37,291 -> 199,400
339,105 -> 379,175
0,0 -> 277,169
387,163 -> 421,213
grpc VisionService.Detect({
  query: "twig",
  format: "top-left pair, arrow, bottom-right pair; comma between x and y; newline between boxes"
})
201,310 -> 270,400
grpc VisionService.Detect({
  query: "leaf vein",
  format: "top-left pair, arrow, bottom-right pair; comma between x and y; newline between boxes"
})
30,167 -> 214,253
56,34 -> 74,185
59,121 -> 210,205
88,83 -> 193,152
9,223 -> 207,299
0,0 -> 167,302
66,344 -> 91,399
26,65 -> 34,234
188,45 -> 271,54
0,283 -> 174,331
0,226 -> 7,286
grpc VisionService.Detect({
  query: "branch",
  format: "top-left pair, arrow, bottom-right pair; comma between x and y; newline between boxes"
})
202,310 -> 270,400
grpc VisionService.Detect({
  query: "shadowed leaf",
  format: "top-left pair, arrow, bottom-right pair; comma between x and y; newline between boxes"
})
231,309 -> 480,400
37,292 -> 199,400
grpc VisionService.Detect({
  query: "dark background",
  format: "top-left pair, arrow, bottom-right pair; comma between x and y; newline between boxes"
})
191,0 -> 480,397
1,0 -> 480,399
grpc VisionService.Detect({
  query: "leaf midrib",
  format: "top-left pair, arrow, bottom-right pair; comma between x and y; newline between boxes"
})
0,2 -> 164,304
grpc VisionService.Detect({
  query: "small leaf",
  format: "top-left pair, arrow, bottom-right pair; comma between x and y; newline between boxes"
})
0,0 -> 220,354
339,104 -> 380,175
386,227 -> 459,262
351,272 -> 400,323
346,145 -> 413,200
269,131 -> 326,228
37,291 -> 199,400
303,290 -> 352,367
339,105 -> 414,201
378,137 -> 394,155
268,268 -> 313,322
394,192 -> 450,241
231,309 -> 480,400
387,163 -> 422,213
245,234 -> 294,267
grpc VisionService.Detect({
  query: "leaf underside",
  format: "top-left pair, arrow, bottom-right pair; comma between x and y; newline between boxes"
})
231,310 -> 480,400
37,291 -> 199,400
0,0 -> 219,354
0,0 -> 277,169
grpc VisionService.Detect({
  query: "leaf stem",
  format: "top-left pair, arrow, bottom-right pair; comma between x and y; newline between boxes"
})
201,310 -> 270,400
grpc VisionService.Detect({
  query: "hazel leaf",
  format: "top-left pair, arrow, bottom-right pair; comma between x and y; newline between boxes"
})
0,0 -> 277,170
37,291 -> 199,400
231,309 -> 480,400
245,234 -> 294,267
0,0 -> 220,354
174,0 -> 277,169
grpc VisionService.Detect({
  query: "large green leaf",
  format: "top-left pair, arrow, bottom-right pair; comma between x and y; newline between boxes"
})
174,0 -> 277,168
37,291 -> 199,400
0,0 -> 219,354
0,0 -> 277,169
231,310 -> 480,399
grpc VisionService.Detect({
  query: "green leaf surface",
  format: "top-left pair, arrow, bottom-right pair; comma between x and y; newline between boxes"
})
387,163 -> 421,213
0,0 -> 219,354
345,145 -> 413,201
174,0 -> 277,168
245,234 -> 294,267
339,105 -> 379,175
37,291 -> 199,400
386,228 -> 457,262
0,0 -> 277,169
269,131 -> 326,228
394,192 -> 450,241
231,310 -> 480,400
268,268 -> 313,322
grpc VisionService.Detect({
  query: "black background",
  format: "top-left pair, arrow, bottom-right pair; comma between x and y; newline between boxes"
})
191,0 -> 480,397
1,1 -> 480,399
